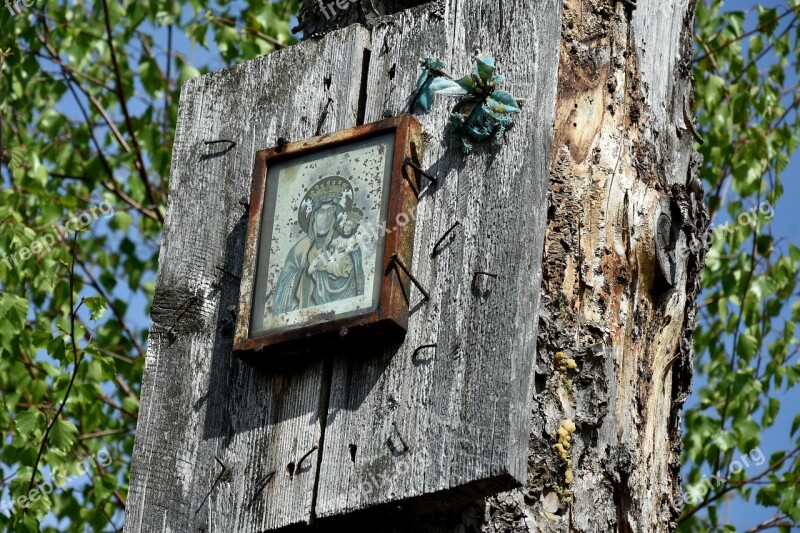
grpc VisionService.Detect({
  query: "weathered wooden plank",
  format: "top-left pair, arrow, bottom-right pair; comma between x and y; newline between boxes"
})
314,0 -> 561,518
293,0 -> 436,38
124,26 -> 371,532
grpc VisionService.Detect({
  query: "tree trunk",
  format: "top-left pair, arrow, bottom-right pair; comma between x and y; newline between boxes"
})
484,0 -> 708,530
125,0 -> 707,531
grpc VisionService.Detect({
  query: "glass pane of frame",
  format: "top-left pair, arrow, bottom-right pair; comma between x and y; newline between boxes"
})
249,132 -> 396,338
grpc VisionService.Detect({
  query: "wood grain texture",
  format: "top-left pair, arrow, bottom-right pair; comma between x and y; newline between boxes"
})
314,0 -> 560,519
632,0 -> 698,188
124,26 -> 371,532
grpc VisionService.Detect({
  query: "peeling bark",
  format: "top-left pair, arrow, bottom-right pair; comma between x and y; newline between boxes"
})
483,0 -> 708,530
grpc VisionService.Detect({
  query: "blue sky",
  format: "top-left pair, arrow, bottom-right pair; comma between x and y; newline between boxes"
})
685,0 -> 799,529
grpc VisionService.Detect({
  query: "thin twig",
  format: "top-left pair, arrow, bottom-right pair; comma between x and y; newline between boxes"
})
679,446 -> 800,523
207,15 -> 287,49
77,428 -> 127,441
743,514 -> 792,533
76,257 -> 146,359
27,234 -> 83,496
50,172 -> 160,222
694,5 -> 800,63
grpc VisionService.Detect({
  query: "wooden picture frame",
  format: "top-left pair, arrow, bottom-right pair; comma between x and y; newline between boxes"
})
234,115 -> 423,358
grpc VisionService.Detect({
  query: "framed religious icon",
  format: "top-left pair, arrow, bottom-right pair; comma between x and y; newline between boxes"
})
234,115 -> 424,357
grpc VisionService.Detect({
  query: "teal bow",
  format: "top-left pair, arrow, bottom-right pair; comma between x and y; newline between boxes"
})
413,54 -> 521,153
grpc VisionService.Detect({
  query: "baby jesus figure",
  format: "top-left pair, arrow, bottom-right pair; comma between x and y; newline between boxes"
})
307,208 -> 364,282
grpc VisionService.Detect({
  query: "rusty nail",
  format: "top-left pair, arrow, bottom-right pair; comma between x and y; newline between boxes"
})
195,456 -> 228,514
296,446 -> 318,471
401,167 -> 421,198
249,470 -> 276,505
204,139 -> 236,147
216,265 -> 241,282
402,157 -> 436,184
391,253 -> 430,301
431,221 -> 460,258
412,344 -> 437,360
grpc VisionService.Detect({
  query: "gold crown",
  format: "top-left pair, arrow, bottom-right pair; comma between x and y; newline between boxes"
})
307,177 -> 350,204
298,176 -> 356,233
343,208 -> 363,223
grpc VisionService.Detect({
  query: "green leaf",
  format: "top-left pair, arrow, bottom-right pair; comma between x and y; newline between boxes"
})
712,430 -> 736,452
47,335 -> 68,365
429,77 -> 470,96
84,295 -> 108,321
179,64 -> 201,86
473,54 -> 496,83
454,75 -> 477,93
486,90 -> 520,114
0,293 -> 29,327
15,410 -> 44,439
49,418 -> 78,451
737,332 -> 758,359
761,398 -> 779,427
31,330 -> 53,348
139,57 -> 162,95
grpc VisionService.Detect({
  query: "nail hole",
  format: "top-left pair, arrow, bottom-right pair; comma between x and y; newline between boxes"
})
349,444 -> 357,463
535,372 -> 546,394
285,462 -> 295,479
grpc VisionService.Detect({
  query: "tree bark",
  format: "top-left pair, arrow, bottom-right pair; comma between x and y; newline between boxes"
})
482,0 -> 708,530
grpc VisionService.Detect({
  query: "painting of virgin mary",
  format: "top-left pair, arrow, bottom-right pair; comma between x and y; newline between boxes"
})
271,176 -> 365,314
247,130 -> 395,338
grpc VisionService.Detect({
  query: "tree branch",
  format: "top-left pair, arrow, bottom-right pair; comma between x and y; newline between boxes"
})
49,172 -> 160,223
101,0 -> 164,222
679,446 -> 800,523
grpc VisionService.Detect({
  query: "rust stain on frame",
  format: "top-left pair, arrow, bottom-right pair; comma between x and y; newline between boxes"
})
234,115 -> 423,359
